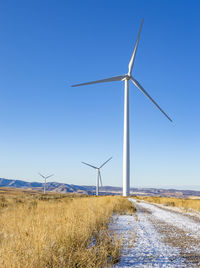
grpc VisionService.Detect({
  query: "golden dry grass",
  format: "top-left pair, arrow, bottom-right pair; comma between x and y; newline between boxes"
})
0,188 -> 135,267
136,196 -> 200,211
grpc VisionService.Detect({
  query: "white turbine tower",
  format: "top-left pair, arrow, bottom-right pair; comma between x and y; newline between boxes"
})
38,173 -> 54,194
82,157 -> 112,196
72,19 -> 172,197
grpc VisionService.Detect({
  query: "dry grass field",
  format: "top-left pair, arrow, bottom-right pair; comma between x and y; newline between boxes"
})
136,196 -> 200,211
0,188 -> 135,268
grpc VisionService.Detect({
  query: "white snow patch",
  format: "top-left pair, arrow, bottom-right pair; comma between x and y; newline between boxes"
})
148,202 -> 200,221
133,199 -> 200,239
111,199 -> 185,267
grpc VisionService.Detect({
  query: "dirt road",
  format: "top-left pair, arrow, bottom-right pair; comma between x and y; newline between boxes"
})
112,198 -> 200,267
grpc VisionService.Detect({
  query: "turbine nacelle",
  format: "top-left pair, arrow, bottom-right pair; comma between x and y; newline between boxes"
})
121,75 -> 131,81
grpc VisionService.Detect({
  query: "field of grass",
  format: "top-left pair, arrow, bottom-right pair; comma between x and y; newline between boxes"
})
136,196 -> 200,211
0,188 -> 135,268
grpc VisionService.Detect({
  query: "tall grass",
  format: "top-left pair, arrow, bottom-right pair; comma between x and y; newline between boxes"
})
0,189 -> 134,267
136,196 -> 200,211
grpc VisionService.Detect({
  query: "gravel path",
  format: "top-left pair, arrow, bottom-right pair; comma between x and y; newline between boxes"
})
112,198 -> 200,267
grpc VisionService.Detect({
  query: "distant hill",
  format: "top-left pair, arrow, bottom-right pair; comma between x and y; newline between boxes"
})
0,178 -> 93,194
0,178 -> 200,197
0,178 -> 42,188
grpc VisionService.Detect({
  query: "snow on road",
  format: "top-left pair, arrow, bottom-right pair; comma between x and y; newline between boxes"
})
112,198 -> 200,267
138,201 -> 200,239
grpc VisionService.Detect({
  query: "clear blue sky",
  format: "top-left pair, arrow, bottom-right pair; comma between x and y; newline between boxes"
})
0,0 -> 200,189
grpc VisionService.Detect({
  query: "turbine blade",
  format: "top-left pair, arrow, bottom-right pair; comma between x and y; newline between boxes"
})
71,75 -> 125,87
130,77 -> 172,122
46,174 -> 54,179
38,173 -> 45,179
82,161 -> 97,169
99,171 -> 103,187
99,156 -> 112,169
128,19 -> 144,76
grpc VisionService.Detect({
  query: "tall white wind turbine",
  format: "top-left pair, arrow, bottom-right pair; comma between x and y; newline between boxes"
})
72,19 -> 172,197
82,157 -> 112,196
38,173 -> 54,194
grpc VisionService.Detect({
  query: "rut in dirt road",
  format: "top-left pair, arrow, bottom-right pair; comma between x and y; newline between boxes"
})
112,198 -> 200,267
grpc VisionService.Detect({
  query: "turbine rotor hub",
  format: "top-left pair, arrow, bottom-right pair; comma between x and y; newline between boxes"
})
122,74 -> 131,81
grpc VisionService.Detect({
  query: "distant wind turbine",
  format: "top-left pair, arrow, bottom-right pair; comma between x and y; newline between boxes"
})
82,157 -> 112,196
38,173 -> 54,194
72,19 -> 172,196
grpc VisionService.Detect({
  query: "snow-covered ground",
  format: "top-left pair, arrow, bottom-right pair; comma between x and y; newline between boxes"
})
137,201 -> 200,239
112,198 -> 200,267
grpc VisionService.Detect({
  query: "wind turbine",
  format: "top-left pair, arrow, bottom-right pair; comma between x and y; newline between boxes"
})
72,19 -> 172,197
38,173 -> 54,194
82,157 -> 112,196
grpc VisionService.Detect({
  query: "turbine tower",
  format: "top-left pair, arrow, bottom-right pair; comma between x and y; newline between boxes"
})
72,19 -> 172,197
82,157 -> 112,196
38,173 -> 54,194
